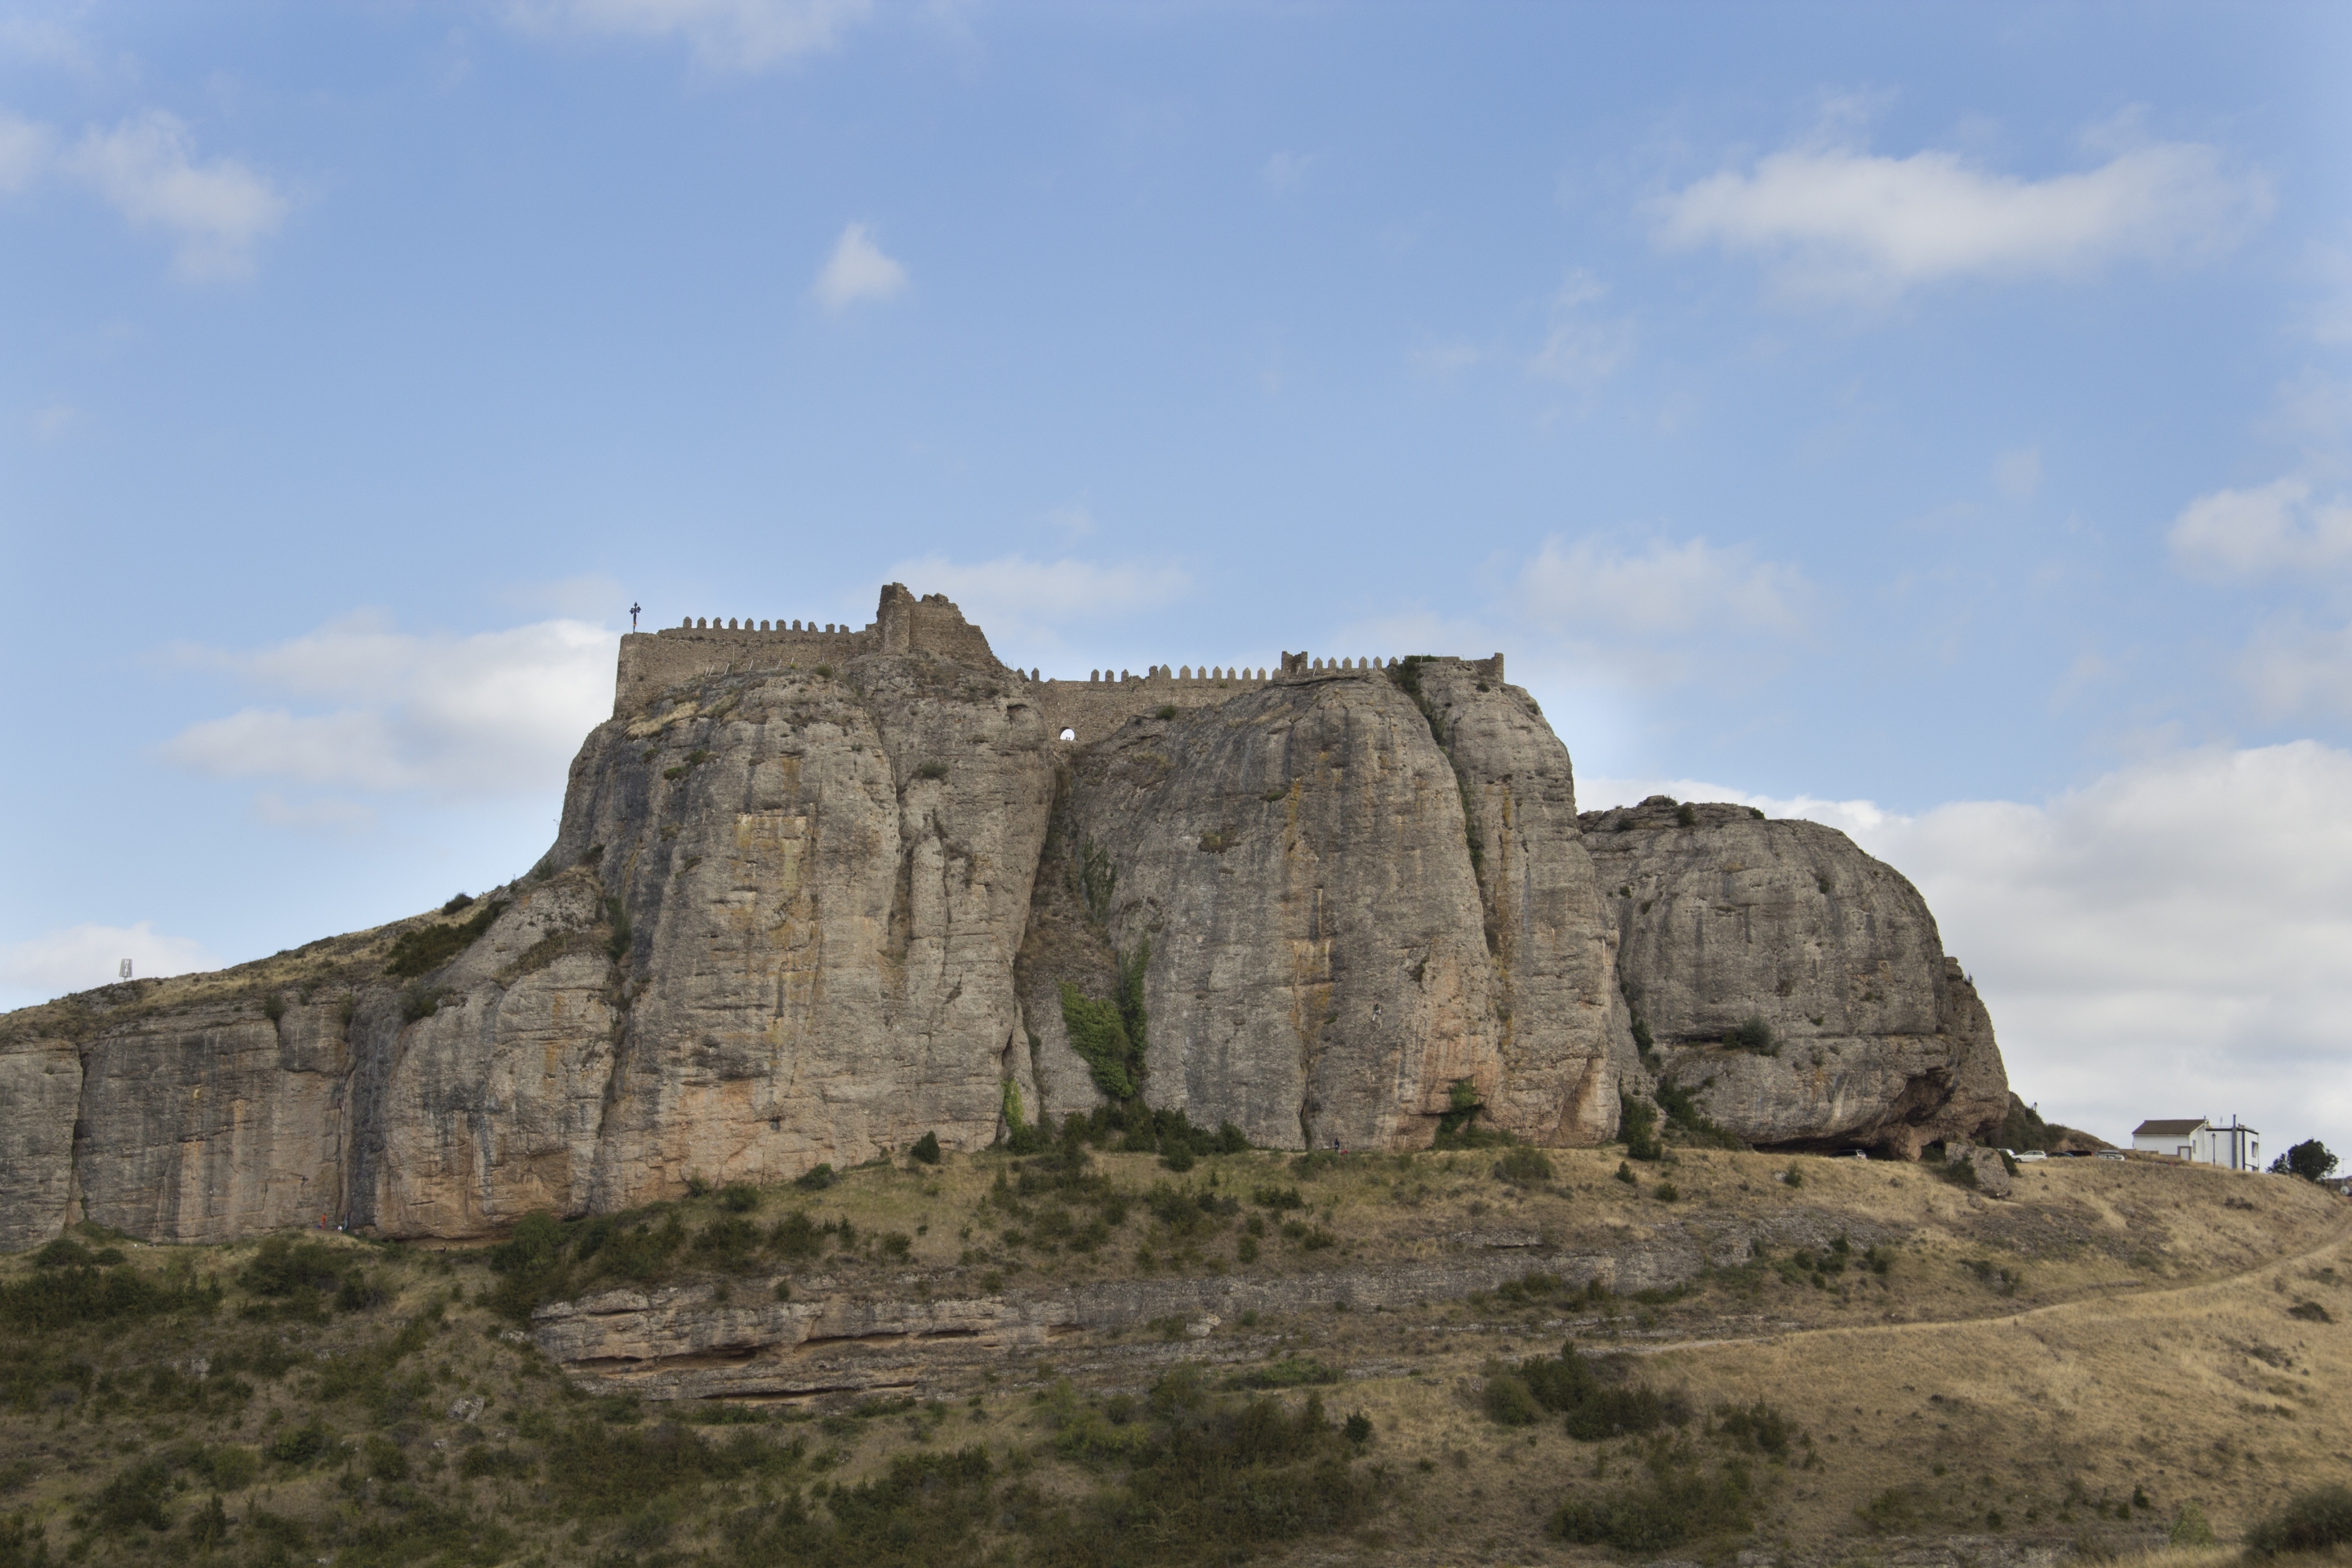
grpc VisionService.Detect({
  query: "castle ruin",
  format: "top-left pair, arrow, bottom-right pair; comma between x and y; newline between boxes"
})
613,581 -> 1503,741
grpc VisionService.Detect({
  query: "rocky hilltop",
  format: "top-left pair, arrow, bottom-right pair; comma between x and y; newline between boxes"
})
1581,796 -> 2010,1156
0,586 -> 2007,1248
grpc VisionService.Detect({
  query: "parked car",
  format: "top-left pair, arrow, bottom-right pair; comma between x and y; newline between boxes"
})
2014,1150 -> 2047,1162
2096,1150 -> 2124,1161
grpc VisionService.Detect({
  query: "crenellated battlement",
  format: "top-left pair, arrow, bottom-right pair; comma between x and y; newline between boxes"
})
1027,652 -> 1503,742
672,616 -> 871,635
611,582 -> 1503,740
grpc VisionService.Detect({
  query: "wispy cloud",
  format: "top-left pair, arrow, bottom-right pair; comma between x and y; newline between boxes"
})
1528,270 -> 1632,385
62,110 -> 289,281
0,109 -> 51,191
2168,477 -> 2352,580
507,0 -> 870,73
159,612 -> 617,798
1654,138 -> 2269,301
0,105 -> 288,280
811,221 -> 906,311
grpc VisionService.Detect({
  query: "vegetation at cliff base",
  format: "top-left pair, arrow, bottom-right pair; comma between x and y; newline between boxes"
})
2,1136 -> 2347,1565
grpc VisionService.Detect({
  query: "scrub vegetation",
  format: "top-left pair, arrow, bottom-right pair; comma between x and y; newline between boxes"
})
0,1133 -> 2345,1566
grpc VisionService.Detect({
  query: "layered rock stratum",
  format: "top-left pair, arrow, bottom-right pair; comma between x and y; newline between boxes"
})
0,586 -> 2007,1249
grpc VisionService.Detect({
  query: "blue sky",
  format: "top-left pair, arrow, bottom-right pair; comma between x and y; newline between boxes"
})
3,2 -> 2349,1161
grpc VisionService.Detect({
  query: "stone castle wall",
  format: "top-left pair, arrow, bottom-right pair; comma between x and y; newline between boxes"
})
612,580 -> 1507,745
614,621 -> 877,715
1030,653 -> 1503,742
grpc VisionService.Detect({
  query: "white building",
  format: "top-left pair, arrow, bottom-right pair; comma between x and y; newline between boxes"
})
2131,1117 -> 2261,1170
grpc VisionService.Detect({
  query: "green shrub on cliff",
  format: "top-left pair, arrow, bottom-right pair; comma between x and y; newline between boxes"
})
1059,984 -> 1138,1099
1619,1094 -> 1663,1160
385,898 -> 508,979
1059,939 -> 1152,1102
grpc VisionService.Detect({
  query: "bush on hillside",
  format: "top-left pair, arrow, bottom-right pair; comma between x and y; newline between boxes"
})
1619,1094 -> 1663,1161
2245,1484 -> 2352,1557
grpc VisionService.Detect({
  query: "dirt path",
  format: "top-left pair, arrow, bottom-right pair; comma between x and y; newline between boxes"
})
1618,1208 -> 2352,1358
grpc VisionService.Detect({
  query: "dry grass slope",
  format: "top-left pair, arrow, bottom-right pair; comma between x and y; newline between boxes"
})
0,1136 -> 2344,1567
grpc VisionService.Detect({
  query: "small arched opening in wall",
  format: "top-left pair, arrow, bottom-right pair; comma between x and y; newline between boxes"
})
1058,728 -> 1077,742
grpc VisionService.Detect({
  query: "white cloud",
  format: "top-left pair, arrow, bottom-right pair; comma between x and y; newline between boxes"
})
1529,270 -> 1632,385
0,920 -> 219,1005
32,403 -> 78,443
810,221 -> 906,311
0,13 -> 100,73
159,612 -> 617,797
1654,139 -> 2269,301
0,109 -> 52,191
61,110 -> 287,281
1516,534 -> 1811,640
1582,742 -> 2352,1160
508,0 -> 869,71
1993,445 -> 2042,501
2167,477 -> 2352,580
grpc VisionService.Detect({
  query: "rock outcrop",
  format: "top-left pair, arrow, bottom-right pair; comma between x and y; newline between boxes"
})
1027,662 -> 1628,1152
1580,796 -> 2008,1156
0,590 -> 2011,1248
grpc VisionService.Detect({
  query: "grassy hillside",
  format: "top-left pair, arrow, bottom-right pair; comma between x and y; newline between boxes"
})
2,1135 -> 2345,1566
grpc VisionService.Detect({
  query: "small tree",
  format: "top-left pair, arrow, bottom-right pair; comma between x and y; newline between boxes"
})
2269,1139 -> 2338,1183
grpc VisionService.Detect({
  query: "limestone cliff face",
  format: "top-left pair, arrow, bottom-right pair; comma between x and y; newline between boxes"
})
1579,796 -> 2007,1154
540,653 -> 1057,1211
1040,662 -> 1628,1151
0,996 -> 346,1247
0,589 -> 2012,1249
0,1037 -> 81,1250
352,876 -> 620,1239
1414,662 -> 1628,1145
